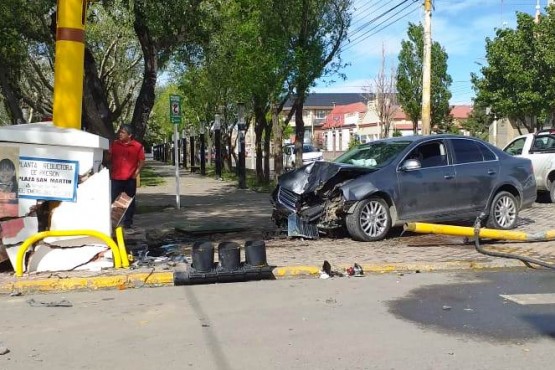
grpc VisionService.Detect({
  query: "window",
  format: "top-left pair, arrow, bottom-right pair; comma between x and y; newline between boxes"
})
478,142 -> 497,161
315,110 -> 328,119
407,141 -> 447,168
532,135 -> 555,151
504,137 -> 526,155
452,139 -> 484,164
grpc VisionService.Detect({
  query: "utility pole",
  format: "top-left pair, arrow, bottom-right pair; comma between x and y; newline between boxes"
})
421,0 -> 432,135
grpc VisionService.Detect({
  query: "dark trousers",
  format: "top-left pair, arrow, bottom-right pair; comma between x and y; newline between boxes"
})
111,179 -> 137,227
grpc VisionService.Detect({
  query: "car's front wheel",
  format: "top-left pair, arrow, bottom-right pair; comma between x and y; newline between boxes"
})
487,191 -> 518,229
345,197 -> 391,241
549,181 -> 555,203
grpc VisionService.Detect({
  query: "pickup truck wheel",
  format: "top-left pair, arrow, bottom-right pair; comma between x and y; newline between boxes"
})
345,197 -> 391,241
487,191 -> 518,229
550,182 -> 555,203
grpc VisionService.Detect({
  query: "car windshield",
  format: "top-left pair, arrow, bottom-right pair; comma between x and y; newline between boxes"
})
334,141 -> 412,168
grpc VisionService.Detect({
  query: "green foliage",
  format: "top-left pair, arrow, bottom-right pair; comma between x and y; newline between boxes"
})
148,84 -> 182,144
472,11 -> 555,132
462,104 -> 491,140
139,166 -> 165,186
392,129 -> 402,137
347,136 -> 361,150
396,23 -> 452,132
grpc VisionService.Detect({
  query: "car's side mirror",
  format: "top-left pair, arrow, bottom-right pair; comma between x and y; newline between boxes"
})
400,159 -> 421,171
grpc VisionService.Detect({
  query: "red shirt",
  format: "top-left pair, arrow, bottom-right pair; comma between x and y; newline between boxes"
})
109,139 -> 145,180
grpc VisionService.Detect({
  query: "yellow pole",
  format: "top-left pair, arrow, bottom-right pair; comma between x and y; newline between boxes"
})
53,0 -> 87,129
405,222 -> 555,242
15,229 -> 123,277
115,226 -> 130,268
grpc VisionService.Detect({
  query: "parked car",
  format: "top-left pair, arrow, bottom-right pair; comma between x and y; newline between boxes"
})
283,144 -> 323,169
272,135 -> 536,242
503,129 -> 555,202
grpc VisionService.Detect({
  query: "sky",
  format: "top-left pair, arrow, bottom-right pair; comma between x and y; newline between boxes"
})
313,0 -> 548,105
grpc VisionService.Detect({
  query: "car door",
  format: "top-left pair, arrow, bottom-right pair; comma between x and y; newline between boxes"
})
396,139 -> 455,220
450,138 -> 500,214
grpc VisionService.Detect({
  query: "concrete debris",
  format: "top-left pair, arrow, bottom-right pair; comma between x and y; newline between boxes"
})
0,342 -> 9,355
26,298 -> 72,307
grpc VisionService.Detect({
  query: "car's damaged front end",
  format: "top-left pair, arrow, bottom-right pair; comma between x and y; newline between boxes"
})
271,161 -> 375,236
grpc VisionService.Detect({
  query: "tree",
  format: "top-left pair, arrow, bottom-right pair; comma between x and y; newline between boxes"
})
462,103 -> 491,140
280,0 -> 352,168
396,22 -> 452,134
366,44 -> 397,138
472,10 -> 555,133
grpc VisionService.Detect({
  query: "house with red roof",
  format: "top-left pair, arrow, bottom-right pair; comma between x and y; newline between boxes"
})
319,102 -> 366,152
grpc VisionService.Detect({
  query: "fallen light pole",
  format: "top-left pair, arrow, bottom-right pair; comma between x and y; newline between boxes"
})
404,222 -> 555,242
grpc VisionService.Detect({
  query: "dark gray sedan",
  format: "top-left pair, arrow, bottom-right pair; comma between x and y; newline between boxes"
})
271,135 -> 537,241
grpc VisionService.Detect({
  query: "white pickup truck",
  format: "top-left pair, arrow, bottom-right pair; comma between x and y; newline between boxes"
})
503,129 -> 555,202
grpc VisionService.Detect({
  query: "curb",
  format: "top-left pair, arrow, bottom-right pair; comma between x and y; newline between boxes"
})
0,272 -> 174,295
0,259 -> 528,294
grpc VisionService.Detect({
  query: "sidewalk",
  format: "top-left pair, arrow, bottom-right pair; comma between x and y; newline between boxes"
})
2,159 -> 555,293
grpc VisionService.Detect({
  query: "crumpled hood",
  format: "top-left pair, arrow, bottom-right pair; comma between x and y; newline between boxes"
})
277,161 -> 375,195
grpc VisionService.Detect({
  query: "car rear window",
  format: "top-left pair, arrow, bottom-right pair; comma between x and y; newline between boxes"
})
452,139 -> 495,164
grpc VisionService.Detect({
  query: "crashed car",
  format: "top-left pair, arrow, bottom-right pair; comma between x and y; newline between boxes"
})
271,135 -> 537,241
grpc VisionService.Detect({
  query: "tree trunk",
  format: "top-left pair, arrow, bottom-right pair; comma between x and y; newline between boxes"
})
83,48 -> 115,139
0,68 -> 25,124
272,104 -> 284,177
132,3 -> 158,142
263,119 -> 271,183
293,98 -> 306,168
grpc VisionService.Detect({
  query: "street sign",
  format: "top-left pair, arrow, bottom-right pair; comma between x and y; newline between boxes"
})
169,95 -> 182,125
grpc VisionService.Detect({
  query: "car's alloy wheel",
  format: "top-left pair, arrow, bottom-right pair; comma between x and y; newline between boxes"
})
487,191 -> 518,229
346,197 -> 391,241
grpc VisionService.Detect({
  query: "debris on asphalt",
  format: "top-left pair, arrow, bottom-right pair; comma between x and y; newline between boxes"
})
319,260 -> 344,279
0,342 -> 9,355
9,291 -> 22,296
26,298 -> 73,307
353,263 -> 364,277
442,305 -> 452,311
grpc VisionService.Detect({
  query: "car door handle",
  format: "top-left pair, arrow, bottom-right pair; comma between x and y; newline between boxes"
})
488,169 -> 496,175
444,174 -> 455,180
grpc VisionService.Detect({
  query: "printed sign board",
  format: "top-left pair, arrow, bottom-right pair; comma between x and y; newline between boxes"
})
18,157 -> 79,202
170,95 -> 182,125
0,147 -> 19,218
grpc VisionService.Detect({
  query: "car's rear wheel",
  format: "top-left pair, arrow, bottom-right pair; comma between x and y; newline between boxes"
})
487,191 -> 518,229
345,197 -> 391,241
549,181 -> 555,203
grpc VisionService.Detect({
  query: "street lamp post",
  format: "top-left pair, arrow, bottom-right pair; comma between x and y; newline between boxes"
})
182,128 -> 187,169
214,113 -> 222,179
237,102 -> 247,189
189,126 -> 196,171
200,124 -> 206,175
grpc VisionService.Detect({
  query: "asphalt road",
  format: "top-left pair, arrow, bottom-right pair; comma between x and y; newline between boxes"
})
2,270 -> 555,369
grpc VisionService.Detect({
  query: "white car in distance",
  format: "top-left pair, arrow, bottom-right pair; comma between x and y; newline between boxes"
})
283,144 -> 323,169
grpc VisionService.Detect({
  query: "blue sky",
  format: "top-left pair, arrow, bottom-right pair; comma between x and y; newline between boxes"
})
314,0 -> 545,105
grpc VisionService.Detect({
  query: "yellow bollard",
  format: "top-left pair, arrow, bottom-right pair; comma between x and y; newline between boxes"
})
15,229 -> 122,277
52,0 -> 87,129
115,226 -> 130,268
404,222 -> 555,242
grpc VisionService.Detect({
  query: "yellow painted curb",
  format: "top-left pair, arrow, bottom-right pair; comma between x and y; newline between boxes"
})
273,266 -> 320,277
271,260 -> 526,278
0,272 -> 174,294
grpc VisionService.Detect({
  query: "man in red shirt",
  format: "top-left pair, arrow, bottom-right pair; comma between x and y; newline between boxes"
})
107,124 -> 145,229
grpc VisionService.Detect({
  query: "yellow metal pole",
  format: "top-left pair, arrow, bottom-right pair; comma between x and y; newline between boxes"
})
52,0 -> 87,129
15,229 -> 123,277
115,226 -> 130,268
405,222 -> 555,242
